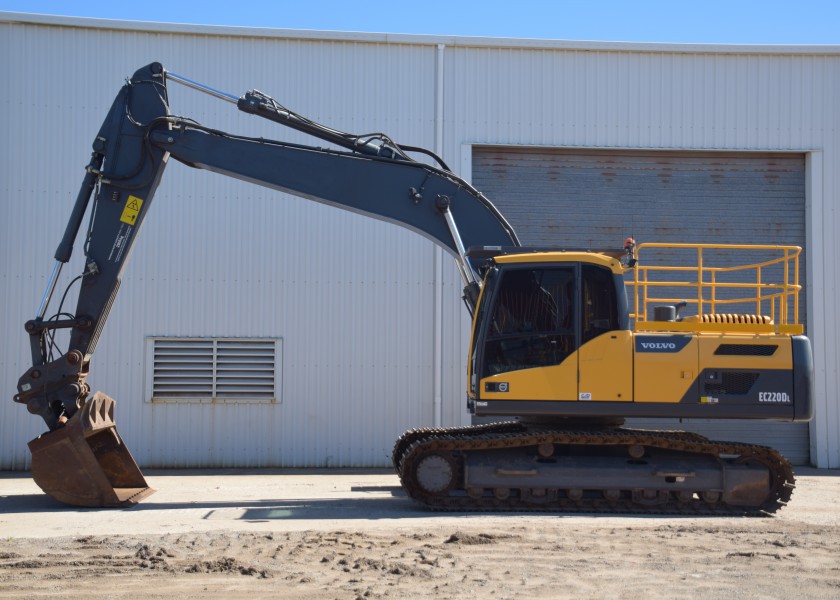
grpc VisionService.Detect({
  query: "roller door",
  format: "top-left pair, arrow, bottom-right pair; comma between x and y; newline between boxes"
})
472,147 -> 809,464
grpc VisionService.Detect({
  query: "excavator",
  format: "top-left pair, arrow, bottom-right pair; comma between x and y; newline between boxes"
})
14,63 -> 813,514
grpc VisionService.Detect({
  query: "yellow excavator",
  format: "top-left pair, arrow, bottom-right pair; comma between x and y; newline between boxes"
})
15,63 -> 812,514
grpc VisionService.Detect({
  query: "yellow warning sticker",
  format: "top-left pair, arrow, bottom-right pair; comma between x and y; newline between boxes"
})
120,195 -> 144,225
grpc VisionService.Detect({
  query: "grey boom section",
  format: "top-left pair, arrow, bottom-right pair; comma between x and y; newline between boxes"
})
148,126 -> 519,258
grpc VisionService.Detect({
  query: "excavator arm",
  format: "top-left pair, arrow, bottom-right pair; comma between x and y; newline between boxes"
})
14,62 -> 518,506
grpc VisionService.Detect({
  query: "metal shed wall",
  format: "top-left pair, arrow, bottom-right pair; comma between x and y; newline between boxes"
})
1,13 -> 838,469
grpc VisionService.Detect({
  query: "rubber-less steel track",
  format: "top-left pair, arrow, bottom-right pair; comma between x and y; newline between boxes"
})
394,426 -> 795,515
391,421 -> 524,474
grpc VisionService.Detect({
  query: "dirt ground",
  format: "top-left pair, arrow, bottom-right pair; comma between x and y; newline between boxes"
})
1,468 -> 839,599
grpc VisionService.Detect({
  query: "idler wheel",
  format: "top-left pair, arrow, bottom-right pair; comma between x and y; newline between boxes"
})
414,453 -> 456,495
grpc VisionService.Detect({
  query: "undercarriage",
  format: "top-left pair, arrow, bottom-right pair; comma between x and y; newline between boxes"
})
393,422 -> 794,515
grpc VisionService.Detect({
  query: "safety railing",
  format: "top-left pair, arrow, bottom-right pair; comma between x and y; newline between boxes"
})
628,243 -> 803,335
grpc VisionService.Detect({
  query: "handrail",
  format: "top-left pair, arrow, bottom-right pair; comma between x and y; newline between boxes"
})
628,243 -> 802,334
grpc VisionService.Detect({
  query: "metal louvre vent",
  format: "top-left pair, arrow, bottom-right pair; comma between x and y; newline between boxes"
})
148,337 -> 280,403
714,344 -> 778,356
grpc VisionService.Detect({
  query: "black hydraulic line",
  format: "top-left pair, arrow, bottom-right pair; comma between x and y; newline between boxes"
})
399,144 -> 451,171
238,91 -> 405,161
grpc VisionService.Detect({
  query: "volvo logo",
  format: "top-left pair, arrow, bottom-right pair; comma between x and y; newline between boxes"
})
635,336 -> 691,353
640,342 -> 677,350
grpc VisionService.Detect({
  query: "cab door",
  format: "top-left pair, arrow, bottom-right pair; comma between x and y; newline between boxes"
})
577,264 -> 633,401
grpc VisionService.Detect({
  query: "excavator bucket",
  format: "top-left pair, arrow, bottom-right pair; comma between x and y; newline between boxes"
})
28,392 -> 155,507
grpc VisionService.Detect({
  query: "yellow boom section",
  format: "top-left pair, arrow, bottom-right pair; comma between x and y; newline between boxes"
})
629,243 -> 803,335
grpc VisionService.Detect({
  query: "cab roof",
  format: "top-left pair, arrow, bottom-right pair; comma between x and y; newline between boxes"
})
467,246 -> 628,273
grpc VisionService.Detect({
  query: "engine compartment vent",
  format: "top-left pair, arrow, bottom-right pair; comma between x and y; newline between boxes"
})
714,344 -> 778,356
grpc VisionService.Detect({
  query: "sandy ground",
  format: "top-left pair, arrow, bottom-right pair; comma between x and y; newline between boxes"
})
1,468 -> 839,599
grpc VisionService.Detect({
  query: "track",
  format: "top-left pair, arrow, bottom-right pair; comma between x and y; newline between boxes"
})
394,426 -> 795,515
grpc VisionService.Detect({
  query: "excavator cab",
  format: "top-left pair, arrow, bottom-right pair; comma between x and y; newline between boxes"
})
468,250 -> 630,414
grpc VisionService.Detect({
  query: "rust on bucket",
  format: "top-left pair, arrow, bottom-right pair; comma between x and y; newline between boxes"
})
28,392 -> 154,507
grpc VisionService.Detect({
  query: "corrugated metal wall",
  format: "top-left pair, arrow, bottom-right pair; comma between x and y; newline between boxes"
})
472,147 -> 810,463
1,13 -> 839,468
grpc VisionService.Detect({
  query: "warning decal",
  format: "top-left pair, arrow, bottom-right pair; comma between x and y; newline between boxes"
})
120,195 -> 144,225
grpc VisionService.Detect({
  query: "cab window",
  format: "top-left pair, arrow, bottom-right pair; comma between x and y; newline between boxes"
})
582,264 -> 620,343
482,267 -> 576,376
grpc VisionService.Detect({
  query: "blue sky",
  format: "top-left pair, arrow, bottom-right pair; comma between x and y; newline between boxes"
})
1,0 -> 838,44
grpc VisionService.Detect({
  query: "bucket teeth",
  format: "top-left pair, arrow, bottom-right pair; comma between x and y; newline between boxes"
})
81,392 -> 116,431
28,392 -> 154,508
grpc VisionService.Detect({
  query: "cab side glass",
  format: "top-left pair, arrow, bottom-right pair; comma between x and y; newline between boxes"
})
482,267 -> 576,376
